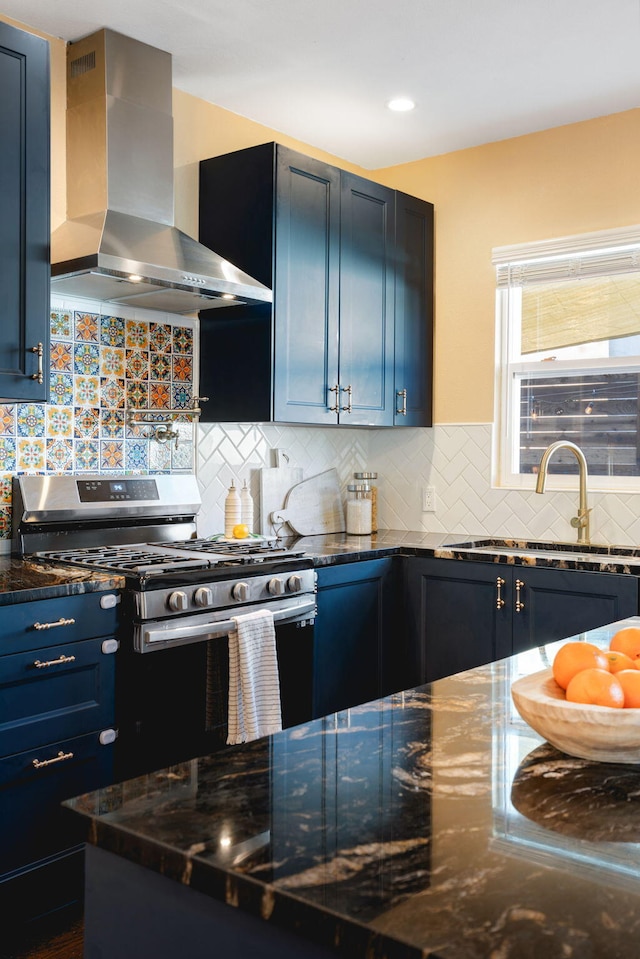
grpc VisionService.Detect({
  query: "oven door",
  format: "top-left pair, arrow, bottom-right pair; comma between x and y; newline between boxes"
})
117,601 -> 316,780
134,596 -> 316,653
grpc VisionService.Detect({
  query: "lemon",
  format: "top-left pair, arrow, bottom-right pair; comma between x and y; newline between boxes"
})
232,524 -> 250,539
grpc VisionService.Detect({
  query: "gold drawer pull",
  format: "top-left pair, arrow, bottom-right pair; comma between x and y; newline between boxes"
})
30,342 -> 44,384
496,576 -> 506,609
396,388 -> 407,416
515,579 -> 525,613
341,384 -> 353,413
32,750 -> 74,770
33,654 -> 76,669
328,384 -> 340,412
33,617 -> 76,631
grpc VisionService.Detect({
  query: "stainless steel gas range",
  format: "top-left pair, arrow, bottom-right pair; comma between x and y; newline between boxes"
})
13,474 -> 317,774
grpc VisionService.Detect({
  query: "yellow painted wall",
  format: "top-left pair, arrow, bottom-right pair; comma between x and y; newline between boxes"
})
6,15 -> 640,427
376,110 -> 640,423
172,90 -> 371,237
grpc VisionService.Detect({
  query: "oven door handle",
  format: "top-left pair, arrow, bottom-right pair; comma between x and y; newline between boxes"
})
142,600 -> 317,648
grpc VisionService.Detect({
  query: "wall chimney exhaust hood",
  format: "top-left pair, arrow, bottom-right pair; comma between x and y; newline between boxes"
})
51,29 -> 271,314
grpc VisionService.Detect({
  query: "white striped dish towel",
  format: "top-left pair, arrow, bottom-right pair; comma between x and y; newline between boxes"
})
227,609 -> 282,745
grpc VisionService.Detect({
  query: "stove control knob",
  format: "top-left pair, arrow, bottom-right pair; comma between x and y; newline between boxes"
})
194,587 -> 214,608
232,582 -> 249,602
268,577 -> 285,596
168,590 -> 189,612
287,574 -> 303,593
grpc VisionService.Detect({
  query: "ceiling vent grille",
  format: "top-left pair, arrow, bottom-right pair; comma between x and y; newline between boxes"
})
70,50 -> 96,78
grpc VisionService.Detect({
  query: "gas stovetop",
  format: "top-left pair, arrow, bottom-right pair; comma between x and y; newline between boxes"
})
12,473 -> 310,582
35,539 -> 309,579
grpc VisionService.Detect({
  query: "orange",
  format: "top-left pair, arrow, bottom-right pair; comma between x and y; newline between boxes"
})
616,670 -> 640,708
565,668 -> 624,708
552,641 -> 609,691
603,650 -> 635,673
610,626 -> 640,660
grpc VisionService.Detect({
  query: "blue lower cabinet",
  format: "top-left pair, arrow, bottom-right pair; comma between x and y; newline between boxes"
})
404,557 -> 639,683
313,558 -> 399,717
404,557 -> 513,684
0,636 -> 116,756
510,564 -> 639,655
0,590 -> 120,922
0,729 -> 115,878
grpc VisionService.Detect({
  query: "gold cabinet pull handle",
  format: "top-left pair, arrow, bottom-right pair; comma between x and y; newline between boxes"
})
341,384 -> 353,413
30,342 -> 44,384
33,654 -> 76,669
396,388 -> 407,415
32,750 -> 74,770
496,576 -> 506,609
515,579 -> 525,613
33,617 -> 76,631
328,384 -> 340,412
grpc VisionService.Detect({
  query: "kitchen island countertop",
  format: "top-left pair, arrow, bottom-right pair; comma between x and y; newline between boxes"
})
66,615 -> 640,959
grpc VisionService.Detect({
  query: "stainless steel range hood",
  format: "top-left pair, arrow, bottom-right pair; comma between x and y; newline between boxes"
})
51,29 -> 271,314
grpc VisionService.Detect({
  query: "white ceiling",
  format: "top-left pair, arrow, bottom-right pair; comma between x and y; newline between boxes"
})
4,0 -> 640,168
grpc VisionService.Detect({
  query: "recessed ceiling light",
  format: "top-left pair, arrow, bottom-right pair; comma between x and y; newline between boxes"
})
387,97 -> 415,112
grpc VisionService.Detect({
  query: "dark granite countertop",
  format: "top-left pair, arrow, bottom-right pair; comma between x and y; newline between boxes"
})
292,529 -> 640,575
66,615 -> 640,959
0,555 -> 124,605
288,529 -> 462,565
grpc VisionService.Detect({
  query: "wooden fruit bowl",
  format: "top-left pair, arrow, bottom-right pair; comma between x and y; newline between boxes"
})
511,668 -> 640,764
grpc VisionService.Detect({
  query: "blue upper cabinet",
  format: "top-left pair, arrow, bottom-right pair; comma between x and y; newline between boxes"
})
198,143 -> 433,426
337,172 -> 396,426
273,149 -> 341,424
0,22 -> 50,402
395,192 -> 434,426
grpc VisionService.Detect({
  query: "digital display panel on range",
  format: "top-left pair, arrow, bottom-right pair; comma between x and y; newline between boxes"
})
77,479 -> 160,503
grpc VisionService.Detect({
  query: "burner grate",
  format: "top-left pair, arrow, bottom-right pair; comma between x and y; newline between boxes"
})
36,545 -> 213,574
160,538 -> 306,562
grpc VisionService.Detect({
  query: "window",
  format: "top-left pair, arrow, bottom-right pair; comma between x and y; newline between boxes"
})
494,225 -> 640,489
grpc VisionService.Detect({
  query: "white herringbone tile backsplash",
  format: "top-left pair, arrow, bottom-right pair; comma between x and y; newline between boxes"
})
197,422 -> 640,545
370,424 -> 640,546
196,423 -> 368,536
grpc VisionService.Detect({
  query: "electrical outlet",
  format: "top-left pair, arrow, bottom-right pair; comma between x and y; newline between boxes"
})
422,486 -> 436,512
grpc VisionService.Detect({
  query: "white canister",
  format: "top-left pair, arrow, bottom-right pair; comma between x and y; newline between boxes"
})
354,471 -> 378,531
346,483 -> 372,535
224,482 -> 241,538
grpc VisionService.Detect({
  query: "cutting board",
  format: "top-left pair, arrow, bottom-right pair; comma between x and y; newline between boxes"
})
259,466 -> 303,536
270,468 -> 345,536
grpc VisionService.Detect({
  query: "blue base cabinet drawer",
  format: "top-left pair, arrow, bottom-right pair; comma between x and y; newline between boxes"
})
0,635 -> 117,757
0,729 -> 115,877
0,591 -> 119,655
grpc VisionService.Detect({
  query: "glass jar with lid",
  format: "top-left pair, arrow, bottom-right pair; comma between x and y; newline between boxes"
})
354,472 -> 378,531
346,483 -> 372,535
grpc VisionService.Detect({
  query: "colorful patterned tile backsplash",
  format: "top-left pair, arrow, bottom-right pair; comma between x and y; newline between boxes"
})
0,305 -> 196,542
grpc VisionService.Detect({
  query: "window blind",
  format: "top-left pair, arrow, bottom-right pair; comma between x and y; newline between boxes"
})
494,224 -> 640,288
494,225 -> 640,353
521,273 -> 640,354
